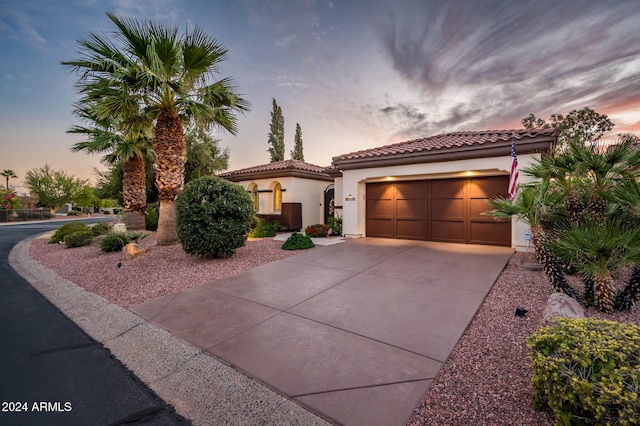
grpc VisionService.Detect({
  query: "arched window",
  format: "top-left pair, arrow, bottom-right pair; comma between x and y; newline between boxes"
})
273,182 -> 282,212
248,183 -> 259,211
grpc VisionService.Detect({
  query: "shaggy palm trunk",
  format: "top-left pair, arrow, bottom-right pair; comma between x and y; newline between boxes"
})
153,109 -> 185,246
614,265 -> 640,311
594,270 -> 614,312
122,153 -> 147,231
531,225 -> 583,303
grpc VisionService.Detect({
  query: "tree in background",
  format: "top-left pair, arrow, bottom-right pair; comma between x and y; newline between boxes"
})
1,169 -> 17,190
63,12 -> 249,246
185,126 -> 230,181
291,123 -> 304,161
267,98 -> 285,162
24,164 -> 87,213
68,100 -> 154,230
522,107 -> 614,148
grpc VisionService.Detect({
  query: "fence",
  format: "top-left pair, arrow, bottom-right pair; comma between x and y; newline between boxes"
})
0,209 -> 52,223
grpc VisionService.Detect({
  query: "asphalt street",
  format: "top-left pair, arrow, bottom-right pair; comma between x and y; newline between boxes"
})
0,219 -> 190,426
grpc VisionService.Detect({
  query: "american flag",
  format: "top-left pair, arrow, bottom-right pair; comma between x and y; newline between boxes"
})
508,137 -> 519,198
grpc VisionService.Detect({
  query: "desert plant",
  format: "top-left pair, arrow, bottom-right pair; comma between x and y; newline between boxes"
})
282,232 -> 314,250
64,230 -> 94,248
327,215 -> 343,235
145,206 -> 159,231
91,221 -> 114,236
50,222 -> 91,244
528,318 -> 640,425
66,210 -> 79,216
175,176 -> 253,257
305,223 -> 328,238
270,220 -> 287,232
100,231 -> 131,252
248,223 -> 276,238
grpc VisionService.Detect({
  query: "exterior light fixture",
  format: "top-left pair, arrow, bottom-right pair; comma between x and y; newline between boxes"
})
345,194 -> 356,201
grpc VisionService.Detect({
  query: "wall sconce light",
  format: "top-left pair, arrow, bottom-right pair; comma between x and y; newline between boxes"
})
345,194 -> 356,201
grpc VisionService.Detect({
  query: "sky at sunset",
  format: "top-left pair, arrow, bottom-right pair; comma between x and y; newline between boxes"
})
1,0 -> 639,193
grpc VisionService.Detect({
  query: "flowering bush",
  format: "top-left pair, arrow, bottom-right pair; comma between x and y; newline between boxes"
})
0,189 -> 20,210
305,223 -> 328,237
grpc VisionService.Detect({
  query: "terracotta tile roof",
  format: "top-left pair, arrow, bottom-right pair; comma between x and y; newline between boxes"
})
332,129 -> 558,163
219,159 -> 333,181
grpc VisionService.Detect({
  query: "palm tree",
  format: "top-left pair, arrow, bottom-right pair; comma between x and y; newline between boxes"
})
63,12 -> 249,245
487,133 -> 640,311
68,99 -> 153,230
1,169 -> 17,190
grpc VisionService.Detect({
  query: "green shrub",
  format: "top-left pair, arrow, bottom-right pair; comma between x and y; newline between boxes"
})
145,206 -> 158,231
112,208 -> 121,214
100,231 -> 131,252
270,220 -> 287,232
175,176 -> 253,257
248,223 -> 276,238
66,210 -> 79,216
64,230 -> 94,248
305,223 -> 328,237
327,215 -> 343,235
50,222 -> 90,244
103,210 -> 111,215
127,231 -> 148,243
282,232 -> 315,250
528,318 -> 640,425
91,221 -> 114,236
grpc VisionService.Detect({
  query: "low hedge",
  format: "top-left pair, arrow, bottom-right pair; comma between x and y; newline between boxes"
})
248,223 -> 276,238
64,230 -> 94,248
50,222 -> 90,244
282,232 -> 314,250
528,317 -> 640,425
305,223 -> 327,238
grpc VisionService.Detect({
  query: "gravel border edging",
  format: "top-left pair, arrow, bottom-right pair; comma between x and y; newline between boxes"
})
9,234 -> 331,426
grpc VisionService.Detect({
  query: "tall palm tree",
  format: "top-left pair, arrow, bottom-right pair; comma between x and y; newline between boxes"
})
68,99 -> 153,230
63,12 -> 249,245
1,169 -> 17,190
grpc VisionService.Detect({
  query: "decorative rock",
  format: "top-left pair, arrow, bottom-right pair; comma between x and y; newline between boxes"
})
122,242 -> 147,261
542,292 -> 585,326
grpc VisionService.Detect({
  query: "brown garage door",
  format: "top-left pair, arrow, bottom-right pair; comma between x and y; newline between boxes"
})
366,176 -> 510,246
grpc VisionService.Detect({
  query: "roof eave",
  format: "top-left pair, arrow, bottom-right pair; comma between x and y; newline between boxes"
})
221,169 -> 334,182
333,137 -> 554,171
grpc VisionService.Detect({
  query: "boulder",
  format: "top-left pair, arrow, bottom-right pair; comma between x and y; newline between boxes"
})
542,292 -> 585,326
122,242 -> 147,261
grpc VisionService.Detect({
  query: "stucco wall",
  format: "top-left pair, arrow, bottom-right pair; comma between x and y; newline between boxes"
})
339,153 -> 541,251
235,177 -> 333,228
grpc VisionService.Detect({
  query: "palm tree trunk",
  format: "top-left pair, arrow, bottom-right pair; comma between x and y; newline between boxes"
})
531,225 -> 583,303
123,153 -> 147,231
614,265 -> 640,311
153,109 -> 185,246
594,270 -> 614,312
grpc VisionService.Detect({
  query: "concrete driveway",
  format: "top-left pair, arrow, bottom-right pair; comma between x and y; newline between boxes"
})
131,238 -> 513,425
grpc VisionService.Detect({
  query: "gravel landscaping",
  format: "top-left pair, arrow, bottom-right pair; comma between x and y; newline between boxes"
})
28,233 -> 639,425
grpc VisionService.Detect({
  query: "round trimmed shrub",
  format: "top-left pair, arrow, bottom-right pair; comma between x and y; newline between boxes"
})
282,232 -> 314,250
50,222 -> 90,244
248,223 -> 276,238
64,230 -> 94,248
175,176 -> 253,257
100,231 -> 131,252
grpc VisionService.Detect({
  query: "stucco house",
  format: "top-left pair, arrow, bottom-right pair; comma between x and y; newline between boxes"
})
330,129 -> 558,251
219,159 -> 335,230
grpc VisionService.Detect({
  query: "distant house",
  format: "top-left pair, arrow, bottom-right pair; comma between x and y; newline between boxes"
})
219,159 -> 335,230
330,129 -> 558,250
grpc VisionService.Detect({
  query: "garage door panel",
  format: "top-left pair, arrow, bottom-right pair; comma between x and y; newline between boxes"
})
366,199 -> 393,218
366,218 -> 393,238
396,199 -> 425,218
367,182 -> 394,199
469,198 -> 495,218
431,179 -> 465,197
431,220 -> 465,243
395,181 -> 426,199
469,176 -> 509,198
469,221 -> 511,245
396,219 -> 426,240
431,198 -> 464,220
